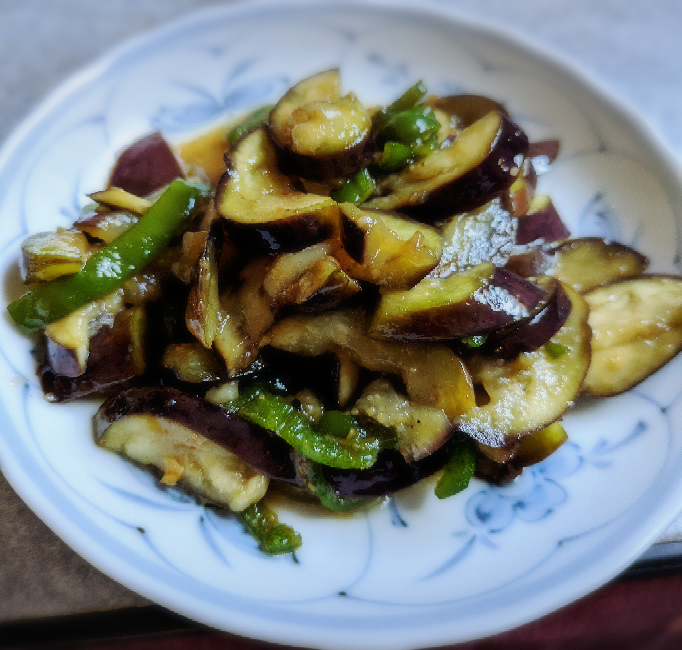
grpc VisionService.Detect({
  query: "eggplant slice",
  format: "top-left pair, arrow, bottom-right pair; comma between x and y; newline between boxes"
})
364,110 -> 528,218
108,131 -> 185,197
98,410 -> 269,512
454,283 -> 590,447
582,275 -> 682,396
370,263 -> 546,341
215,125 -> 338,252
96,386 -> 303,484
338,203 -> 443,289
268,69 -> 375,180
546,237 -> 649,293
428,197 -> 516,277
266,309 -> 475,419
42,306 -> 147,402
351,377 -> 452,463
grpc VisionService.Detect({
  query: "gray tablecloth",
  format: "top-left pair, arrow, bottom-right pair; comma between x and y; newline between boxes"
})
1,0 -> 681,623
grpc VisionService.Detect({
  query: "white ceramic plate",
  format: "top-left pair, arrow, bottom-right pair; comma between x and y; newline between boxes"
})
2,1 -> 682,648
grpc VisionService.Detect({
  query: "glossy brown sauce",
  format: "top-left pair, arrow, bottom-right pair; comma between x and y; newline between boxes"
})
177,122 -> 232,186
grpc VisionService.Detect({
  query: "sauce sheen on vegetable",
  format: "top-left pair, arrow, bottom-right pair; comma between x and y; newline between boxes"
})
8,70 -> 682,555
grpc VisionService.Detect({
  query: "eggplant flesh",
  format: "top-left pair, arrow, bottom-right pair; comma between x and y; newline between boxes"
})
97,386 -> 303,484
364,111 -> 528,218
428,198 -> 516,278
427,94 -> 509,130
582,275 -> 682,396
547,237 -> 649,293
351,378 -> 452,463
98,412 -> 269,512
266,309 -> 475,419
42,306 -> 147,402
371,263 -> 546,341
455,283 -> 591,447
269,69 -> 375,180
21,228 -> 94,283
215,125 -> 337,252
338,204 -> 443,289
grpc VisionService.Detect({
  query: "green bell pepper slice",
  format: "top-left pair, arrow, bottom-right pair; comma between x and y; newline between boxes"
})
331,168 -> 376,204
234,385 -> 381,470
228,104 -> 275,145
8,179 -> 202,333
307,462 -> 367,513
374,141 -> 413,172
380,106 -> 441,153
372,80 -> 428,132
434,437 -> 477,499
239,500 -> 302,555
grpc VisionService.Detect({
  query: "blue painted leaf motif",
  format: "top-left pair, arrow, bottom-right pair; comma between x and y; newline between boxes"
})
98,479 -> 196,511
388,497 -> 408,527
221,79 -> 283,112
536,441 -> 583,479
512,477 -> 566,523
578,192 -> 621,240
366,52 -> 409,85
153,101 -> 224,133
151,74 -> 287,133
466,490 -> 515,533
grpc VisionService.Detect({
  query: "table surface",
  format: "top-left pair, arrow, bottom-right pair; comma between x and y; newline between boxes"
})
2,0 -> 682,641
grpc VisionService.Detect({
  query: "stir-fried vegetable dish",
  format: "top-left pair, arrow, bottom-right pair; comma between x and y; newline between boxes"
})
9,70 -> 682,554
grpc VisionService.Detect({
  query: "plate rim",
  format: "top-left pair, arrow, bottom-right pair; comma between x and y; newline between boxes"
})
2,1 -> 682,648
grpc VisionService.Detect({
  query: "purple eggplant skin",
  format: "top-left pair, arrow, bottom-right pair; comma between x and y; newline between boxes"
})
485,279 -> 572,358
372,266 -> 546,342
275,131 -> 376,182
226,214 -> 330,254
504,248 -> 550,278
41,308 -> 146,402
257,347 -> 355,410
95,386 -> 304,485
406,114 -> 529,219
516,199 -> 570,245
108,132 -> 185,197
527,139 -> 561,174
340,212 -> 366,263
215,126 -> 336,254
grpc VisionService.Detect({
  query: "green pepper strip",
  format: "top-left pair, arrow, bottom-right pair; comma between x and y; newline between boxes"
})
374,141 -> 413,172
331,168 -> 376,204
234,386 -> 380,469
372,80 -> 428,132
316,410 -> 355,438
228,104 -> 275,144
380,106 -> 441,154
461,334 -> 488,349
8,179 -> 202,333
239,501 -> 302,555
434,437 -> 477,499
